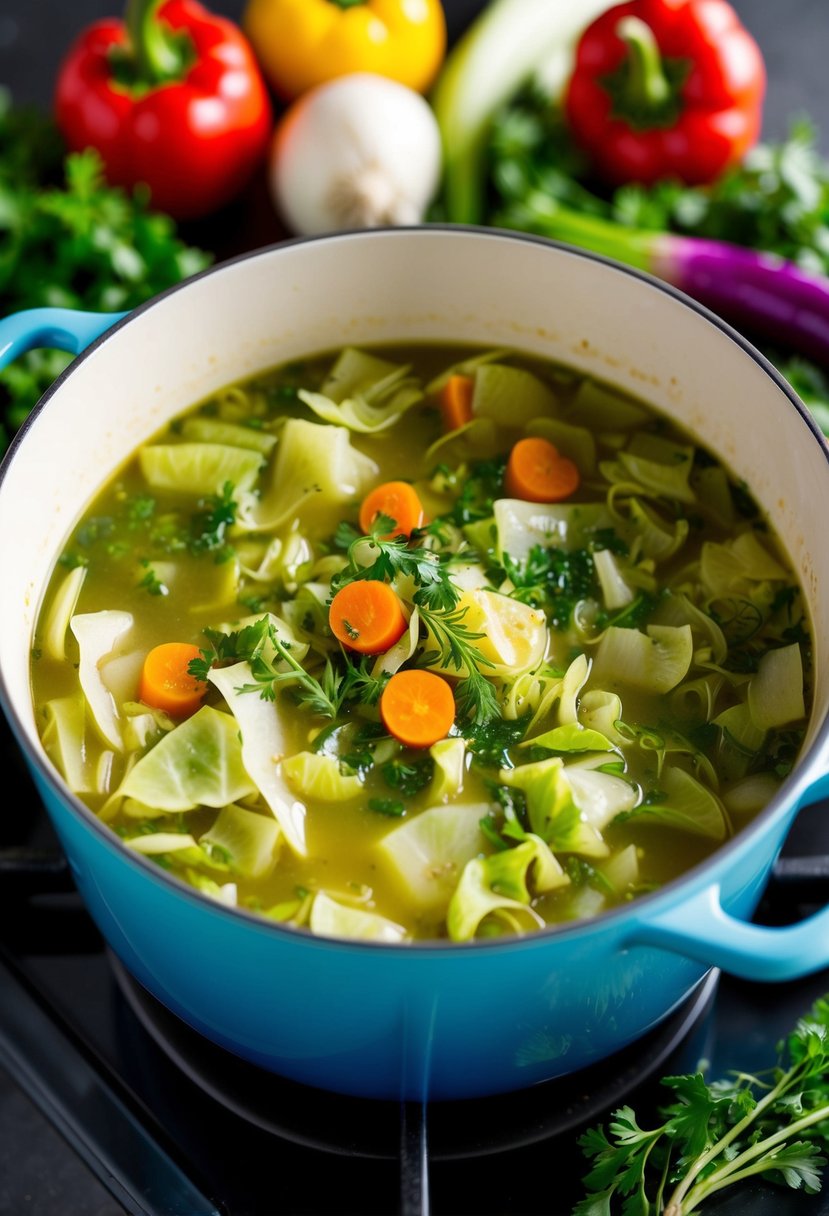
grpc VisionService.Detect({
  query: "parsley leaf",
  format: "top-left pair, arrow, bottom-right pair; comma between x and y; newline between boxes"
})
574,994 -> 829,1214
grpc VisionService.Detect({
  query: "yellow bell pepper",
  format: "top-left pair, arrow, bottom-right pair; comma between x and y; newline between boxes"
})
243,0 -> 447,100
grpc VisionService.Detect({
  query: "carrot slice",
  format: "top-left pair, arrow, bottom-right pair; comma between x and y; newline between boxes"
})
139,642 -> 205,718
505,436 -> 580,502
438,374 -> 474,431
359,480 -> 426,539
380,669 -> 456,749
329,580 -> 408,654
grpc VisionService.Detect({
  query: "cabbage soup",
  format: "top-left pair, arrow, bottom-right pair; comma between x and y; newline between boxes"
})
31,345 -> 811,942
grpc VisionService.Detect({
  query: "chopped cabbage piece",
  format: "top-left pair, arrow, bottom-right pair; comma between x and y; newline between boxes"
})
248,419 -> 378,531
310,891 -> 407,943
139,443 -> 264,496
180,417 -> 277,453
281,752 -> 363,802
471,363 -> 559,427
590,624 -> 693,694
494,499 -> 612,563
376,802 -> 489,911
121,705 -> 257,811
207,661 -> 308,857
42,566 -> 87,662
70,610 -> 134,751
200,804 -> 281,878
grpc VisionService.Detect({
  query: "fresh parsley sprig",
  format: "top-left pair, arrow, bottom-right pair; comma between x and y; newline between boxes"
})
332,514 -> 460,612
190,617 -> 389,720
419,604 -> 500,726
190,618 -> 341,718
574,995 -> 829,1215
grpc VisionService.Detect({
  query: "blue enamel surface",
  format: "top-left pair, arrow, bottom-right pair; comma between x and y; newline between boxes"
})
0,307 -> 126,370
25,747 -> 829,1101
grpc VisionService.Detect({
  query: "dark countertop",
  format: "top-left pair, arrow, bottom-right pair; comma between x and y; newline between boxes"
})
0,3 -> 828,1215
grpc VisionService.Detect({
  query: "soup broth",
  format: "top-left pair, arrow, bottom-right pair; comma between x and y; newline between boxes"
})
31,345 -> 811,942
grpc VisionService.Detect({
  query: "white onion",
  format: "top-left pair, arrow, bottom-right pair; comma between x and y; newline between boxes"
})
269,72 -> 443,236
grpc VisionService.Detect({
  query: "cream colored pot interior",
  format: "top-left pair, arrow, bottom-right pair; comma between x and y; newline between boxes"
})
2,229 -> 828,760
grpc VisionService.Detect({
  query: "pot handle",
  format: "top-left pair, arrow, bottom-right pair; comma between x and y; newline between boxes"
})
627,885 -> 829,981
0,307 -> 127,371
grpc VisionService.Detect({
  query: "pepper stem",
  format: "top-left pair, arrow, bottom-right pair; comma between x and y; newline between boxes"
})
615,15 -> 671,112
326,0 -> 368,9
124,0 -> 188,85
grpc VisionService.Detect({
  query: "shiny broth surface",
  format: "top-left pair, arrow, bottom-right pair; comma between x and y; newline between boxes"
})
31,345 -> 811,942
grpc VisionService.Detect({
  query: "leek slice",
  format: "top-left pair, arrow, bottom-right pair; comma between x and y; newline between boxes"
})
590,624 -> 693,694
747,643 -> 805,730
207,661 -> 308,857
310,891 -> 407,943
121,705 -> 257,812
70,610 -> 134,751
578,690 -> 625,744
376,801 -> 489,911
139,443 -> 264,496
199,804 -> 281,878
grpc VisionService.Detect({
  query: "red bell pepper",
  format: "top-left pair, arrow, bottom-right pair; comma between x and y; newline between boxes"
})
564,0 -> 766,187
55,0 -> 273,220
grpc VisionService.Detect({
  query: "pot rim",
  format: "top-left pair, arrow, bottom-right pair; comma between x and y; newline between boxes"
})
3,223 -> 828,956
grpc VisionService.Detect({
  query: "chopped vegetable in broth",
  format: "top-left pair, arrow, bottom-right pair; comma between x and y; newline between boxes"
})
31,345 -> 812,942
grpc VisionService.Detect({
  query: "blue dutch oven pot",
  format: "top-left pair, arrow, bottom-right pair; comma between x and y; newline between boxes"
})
1,229 -> 828,1101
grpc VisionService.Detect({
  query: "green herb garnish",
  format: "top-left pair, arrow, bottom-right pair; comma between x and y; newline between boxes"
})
575,994 -> 829,1214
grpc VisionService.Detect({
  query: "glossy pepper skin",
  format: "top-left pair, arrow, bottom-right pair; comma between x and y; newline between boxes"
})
242,0 -> 446,100
564,0 -> 766,187
55,0 -> 272,220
